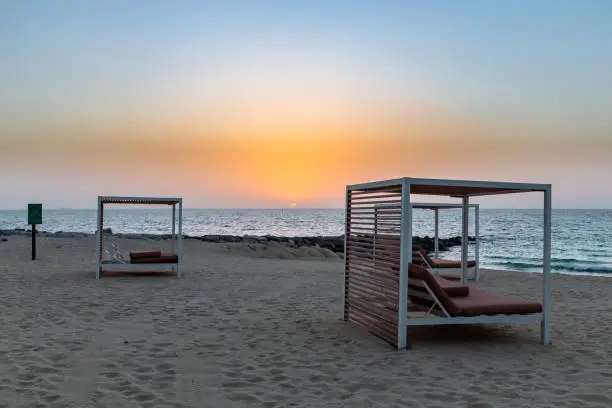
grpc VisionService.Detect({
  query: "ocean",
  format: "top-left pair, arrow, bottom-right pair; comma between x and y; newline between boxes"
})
1,208 -> 610,276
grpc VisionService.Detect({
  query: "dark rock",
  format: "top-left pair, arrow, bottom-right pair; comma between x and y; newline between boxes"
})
0,237 -> 7,242
0,228 -> 474,256
103,228 -> 113,234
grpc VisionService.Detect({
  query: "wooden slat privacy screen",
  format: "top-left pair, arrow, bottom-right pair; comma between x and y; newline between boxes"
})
344,184 -> 403,346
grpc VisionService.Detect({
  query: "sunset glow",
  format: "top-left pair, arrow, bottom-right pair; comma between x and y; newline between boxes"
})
1,1 -> 611,209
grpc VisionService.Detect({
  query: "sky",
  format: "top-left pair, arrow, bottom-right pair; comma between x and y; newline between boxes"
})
1,0 -> 611,209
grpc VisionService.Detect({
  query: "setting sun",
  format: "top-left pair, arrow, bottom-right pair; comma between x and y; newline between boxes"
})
289,202 -> 297,208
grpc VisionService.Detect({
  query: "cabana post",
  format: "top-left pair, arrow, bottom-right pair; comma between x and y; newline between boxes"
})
397,180 -> 411,348
461,196 -> 469,284
177,198 -> 183,278
374,202 -> 481,281
344,177 -> 552,351
95,196 -> 183,279
434,209 -> 439,258
542,187 -> 552,343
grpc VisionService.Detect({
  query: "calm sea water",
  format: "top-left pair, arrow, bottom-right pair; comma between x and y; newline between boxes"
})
1,208 -> 610,276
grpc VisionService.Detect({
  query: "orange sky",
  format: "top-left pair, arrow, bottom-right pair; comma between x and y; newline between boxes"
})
1,1 -> 611,209
2,105 -> 610,209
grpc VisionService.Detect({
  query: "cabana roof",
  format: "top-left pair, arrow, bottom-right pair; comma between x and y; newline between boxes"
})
401,202 -> 478,210
348,177 -> 550,196
99,196 -> 181,205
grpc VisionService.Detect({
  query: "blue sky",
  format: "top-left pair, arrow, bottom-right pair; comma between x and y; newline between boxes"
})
0,0 -> 611,208
3,0 -> 611,121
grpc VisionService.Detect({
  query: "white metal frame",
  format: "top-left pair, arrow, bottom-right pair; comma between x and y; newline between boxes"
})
375,202 -> 481,282
95,196 -> 183,279
345,177 -> 552,351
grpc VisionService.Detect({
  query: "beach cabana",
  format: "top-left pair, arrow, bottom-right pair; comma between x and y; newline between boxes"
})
375,202 -> 480,282
95,196 -> 183,279
343,177 -> 551,350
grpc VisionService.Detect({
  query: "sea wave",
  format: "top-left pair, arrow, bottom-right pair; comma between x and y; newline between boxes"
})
487,255 -> 611,264
491,261 -> 542,270
491,260 -> 612,273
553,264 -> 612,273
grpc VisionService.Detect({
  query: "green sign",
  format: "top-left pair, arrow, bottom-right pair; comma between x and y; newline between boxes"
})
28,204 -> 42,225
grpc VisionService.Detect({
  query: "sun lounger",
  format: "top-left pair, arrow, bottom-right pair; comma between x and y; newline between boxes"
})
96,196 -> 183,279
129,250 -> 162,259
433,275 -> 469,297
130,253 -> 179,264
430,258 -> 476,268
392,261 -> 470,297
413,244 -> 477,280
408,264 -> 542,317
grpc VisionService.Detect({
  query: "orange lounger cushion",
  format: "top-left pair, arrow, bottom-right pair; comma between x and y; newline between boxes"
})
130,253 -> 178,264
408,264 -> 542,317
433,276 -> 470,297
130,250 -> 162,259
452,287 -> 542,316
401,263 -> 470,297
430,258 -> 476,268
412,245 -> 476,269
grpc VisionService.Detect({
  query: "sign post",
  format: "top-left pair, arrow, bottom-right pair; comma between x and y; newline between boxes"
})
28,204 -> 42,260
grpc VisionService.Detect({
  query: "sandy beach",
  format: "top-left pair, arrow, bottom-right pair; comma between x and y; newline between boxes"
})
0,234 -> 611,407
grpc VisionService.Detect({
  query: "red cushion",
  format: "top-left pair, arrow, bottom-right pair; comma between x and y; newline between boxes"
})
434,276 -> 470,297
452,287 -> 543,316
130,250 -> 162,259
408,264 -> 542,317
430,258 -> 476,268
130,253 -> 178,264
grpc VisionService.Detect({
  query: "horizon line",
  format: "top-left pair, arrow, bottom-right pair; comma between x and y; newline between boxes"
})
0,207 -> 611,211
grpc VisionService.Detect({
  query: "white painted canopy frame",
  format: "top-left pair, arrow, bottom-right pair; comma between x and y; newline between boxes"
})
374,202 -> 481,281
343,177 -> 552,351
95,196 -> 183,279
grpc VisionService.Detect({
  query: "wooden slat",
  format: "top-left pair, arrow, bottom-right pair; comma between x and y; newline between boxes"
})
348,307 -> 397,337
347,297 -> 398,324
346,261 -> 400,278
348,271 -> 399,292
347,259 -> 400,275
347,253 -> 400,266
348,313 -> 397,345
349,193 -> 402,201
347,247 -> 400,258
347,240 -> 401,250
347,255 -> 400,270
344,188 -> 404,348
348,263 -> 399,278
349,188 -> 402,196
348,274 -> 398,296
348,221 -> 401,227
347,209 -> 402,215
349,237 -> 401,244
347,215 -> 400,221
348,246 -> 400,257
349,226 -> 399,234
348,269 -> 399,290
348,201 -> 401,207
347,236 -> 401,247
